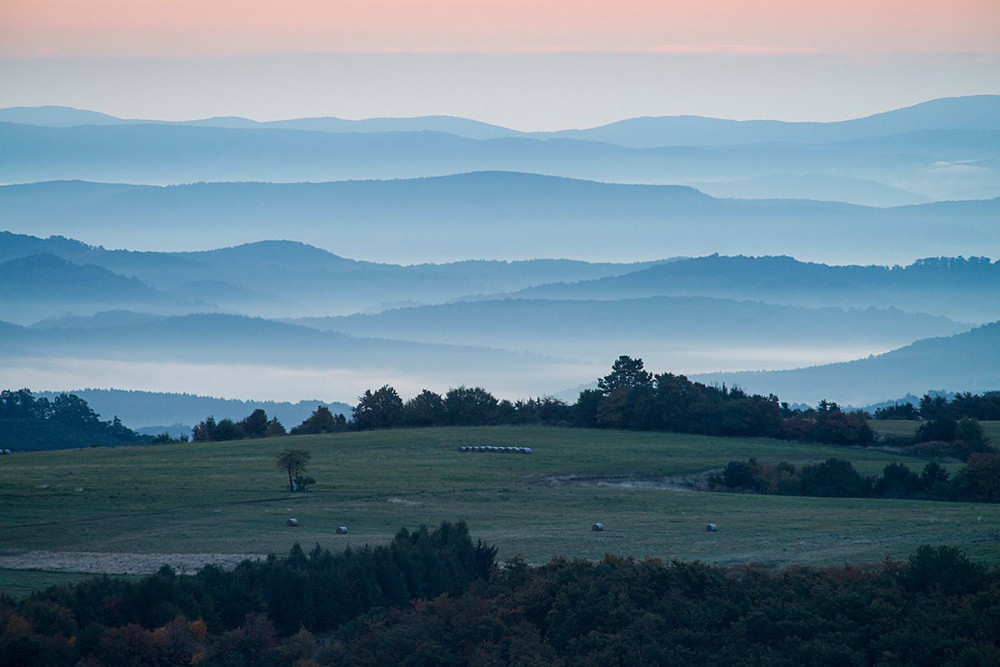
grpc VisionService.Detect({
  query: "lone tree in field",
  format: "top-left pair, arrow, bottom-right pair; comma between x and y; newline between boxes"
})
275,448 -> 311,492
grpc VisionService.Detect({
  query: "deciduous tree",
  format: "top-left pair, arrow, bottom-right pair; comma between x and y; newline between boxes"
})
275,449 -> 311,492
353,385 -> 404,430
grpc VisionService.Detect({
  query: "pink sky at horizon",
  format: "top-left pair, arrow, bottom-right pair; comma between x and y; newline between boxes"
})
2,1 -> 998,128
3,0 -> 1000,58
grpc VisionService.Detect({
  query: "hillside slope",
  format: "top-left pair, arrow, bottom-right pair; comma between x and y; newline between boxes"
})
695,323 -> 1000,406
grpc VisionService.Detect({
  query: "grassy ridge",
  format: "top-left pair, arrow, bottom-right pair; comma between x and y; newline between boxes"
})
1,425 -> 997,595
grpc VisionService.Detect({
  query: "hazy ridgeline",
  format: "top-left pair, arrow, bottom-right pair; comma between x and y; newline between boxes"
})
0,98 -> 997,409
2,95 -> 999,203
0,230 -> 997,411
1,176 -> 997,264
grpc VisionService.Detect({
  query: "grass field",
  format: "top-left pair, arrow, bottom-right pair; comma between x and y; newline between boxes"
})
869,419 -> 1000,441
1,426 -> 998,597
0,569 -> 137,600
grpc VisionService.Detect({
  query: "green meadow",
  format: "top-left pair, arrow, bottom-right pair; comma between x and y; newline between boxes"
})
1,425 -> 998,596
870,419 -> 1000,441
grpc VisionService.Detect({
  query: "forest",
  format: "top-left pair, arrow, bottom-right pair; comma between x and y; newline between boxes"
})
1,522 -> 997,666
0,389 -> 143,450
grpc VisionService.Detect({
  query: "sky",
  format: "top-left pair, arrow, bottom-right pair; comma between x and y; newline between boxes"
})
1,1 -> 998,128
3,1 -> 999,57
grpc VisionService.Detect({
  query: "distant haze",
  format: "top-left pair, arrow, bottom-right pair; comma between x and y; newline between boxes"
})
3,0 -> 997,130
3,2 -> 998,409
1,53 -> 998,131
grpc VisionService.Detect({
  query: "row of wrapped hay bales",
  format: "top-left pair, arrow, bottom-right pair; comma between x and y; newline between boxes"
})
457,445 -> 532,454
593,522 -> 718,532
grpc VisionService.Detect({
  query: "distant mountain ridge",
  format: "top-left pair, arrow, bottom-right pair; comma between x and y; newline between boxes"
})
293,295 -> 968,350
3,95 -> 998,145
0,231 -> 663,321
1,175 -> 996,265
0,253 -> 163,303
509,254 -> 1000,323
545,96 -> 1000,147
0,312 -> 591,400
290,296 -> 971,375
2,234 -> 997,404
2,232 -> 997,323
2,96 -> 998,204
0,105 -> 523,139
0,312 -> 570,377
691,174 -> 933,207
694,322 -> 1000,406
3,96 -> 998,406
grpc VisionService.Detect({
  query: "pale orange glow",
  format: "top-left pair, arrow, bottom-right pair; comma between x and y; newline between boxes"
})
2,0 -> 999,57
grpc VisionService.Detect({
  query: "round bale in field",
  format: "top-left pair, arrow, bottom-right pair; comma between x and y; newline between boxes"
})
336,526 -> 349,534
591,522 -> 605,532
706,523 -> 718,532
286,518 -> 299,527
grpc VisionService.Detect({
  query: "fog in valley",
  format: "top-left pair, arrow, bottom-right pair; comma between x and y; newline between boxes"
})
1,98 -> 998,430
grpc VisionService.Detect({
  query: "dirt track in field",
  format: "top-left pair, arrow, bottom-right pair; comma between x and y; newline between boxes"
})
0,550 -> 266,575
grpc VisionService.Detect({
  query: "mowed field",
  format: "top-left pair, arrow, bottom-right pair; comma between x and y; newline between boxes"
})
1,425 -> 998,596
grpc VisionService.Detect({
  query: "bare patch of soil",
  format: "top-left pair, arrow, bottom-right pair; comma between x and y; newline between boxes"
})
0,550 -> 265,576
532,470 -> 720,492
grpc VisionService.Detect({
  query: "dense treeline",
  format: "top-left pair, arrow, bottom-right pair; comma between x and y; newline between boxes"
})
576,358 -> 873,445
331,546 -> 1000,667
191,386 -> 576,441
178,356 -> 872,447
192,409 -> 288,442
2,525 -> 998,666
713,454 -> 1000,503
11,360 -> 997,452
154,358 -> 1000,450
876,391 -> 1000,421
0,389 -> 143,451
323,356 -> 875,446
0,521 -> 495,667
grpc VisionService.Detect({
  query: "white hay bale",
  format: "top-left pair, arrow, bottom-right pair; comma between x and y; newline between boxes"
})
336,526 -> 349,534
591,522 -> 604,532
706,523 -> 718,532
286,518 -> 299,527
